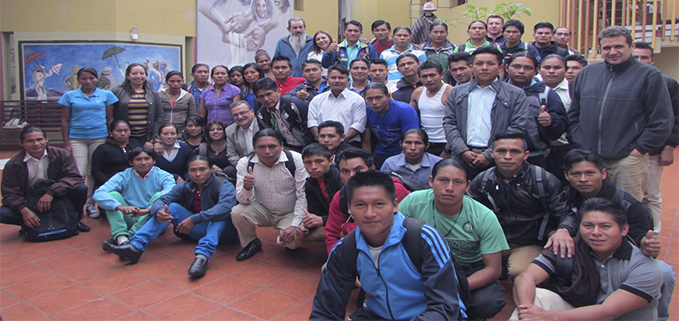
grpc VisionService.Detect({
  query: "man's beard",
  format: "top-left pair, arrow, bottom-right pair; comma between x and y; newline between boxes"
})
290,33 -> 307,55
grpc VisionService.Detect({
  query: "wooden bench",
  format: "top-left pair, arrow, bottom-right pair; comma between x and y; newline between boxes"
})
0,100 -> 64,148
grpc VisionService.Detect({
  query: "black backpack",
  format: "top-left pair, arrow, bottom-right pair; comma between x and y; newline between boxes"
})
339,217 -> 471,311
23,181 -> 79,242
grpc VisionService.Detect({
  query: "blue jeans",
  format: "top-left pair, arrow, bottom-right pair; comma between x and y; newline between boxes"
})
130,203 -> 237,258
657,260 -> 676,321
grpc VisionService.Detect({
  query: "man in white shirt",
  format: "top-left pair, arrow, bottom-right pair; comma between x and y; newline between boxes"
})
307,64 -> 366,146
231,129 -> 308,261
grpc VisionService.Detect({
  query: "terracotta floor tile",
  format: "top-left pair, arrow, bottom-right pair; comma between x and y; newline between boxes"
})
269,272 -> 320,300
32,249 -> 95,271
191,276 -> 261,305
0,252 -> 28,270
4,273 -> 73,301
0,263 -> 48,287
157,270 -> 226,291
196,307 -> 261,321
27,284 -> 103,315
142,293 -> 221,320
0,302 -> 49,320
115,312 -> 158,321
55,229 -> 108,250
272,301 -> 313,320
81,268 -> 151,295
209,255 -> 259,275
265,248 -> 327,271
54,297 -> 135,321
230,261 -> 296,287
111,280 -> 184,310
124,252 -> 188,278
56,257 -> 120,282
12,242 -> 72,262
0,290 -> 19,308
228,288 -> 303,320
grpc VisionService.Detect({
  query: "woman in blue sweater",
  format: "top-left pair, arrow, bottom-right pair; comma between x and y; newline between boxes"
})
155,124 -> 193,183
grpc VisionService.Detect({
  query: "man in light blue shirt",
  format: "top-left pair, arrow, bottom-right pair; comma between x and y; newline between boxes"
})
381,128 -> 442,190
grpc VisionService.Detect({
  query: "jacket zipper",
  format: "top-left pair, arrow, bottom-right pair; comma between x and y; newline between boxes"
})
598,68 -> 615,155
375,257 -> 396,320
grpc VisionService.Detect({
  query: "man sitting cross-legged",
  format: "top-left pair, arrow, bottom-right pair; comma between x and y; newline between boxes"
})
104,155 -> 238,277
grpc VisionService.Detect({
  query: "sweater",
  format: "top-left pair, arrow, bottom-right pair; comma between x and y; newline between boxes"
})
93,166 -> 175,210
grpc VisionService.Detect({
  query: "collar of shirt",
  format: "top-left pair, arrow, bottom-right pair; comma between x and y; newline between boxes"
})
343,40 -> 362,49
76,87 -> 101,98
349,80 -> 371,92
246,120 -> 256,132
23,149 -> 48,163
389,43 -> 414,53
135,167 -> 154,181
472,78 -> 500,92
523,78 -> 538,89
249,151 -> 290,166
330,88 -> 350,99
555,78 -> 569,92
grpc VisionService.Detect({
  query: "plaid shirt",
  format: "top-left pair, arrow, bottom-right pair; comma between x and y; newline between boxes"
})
187,80 -> 212,110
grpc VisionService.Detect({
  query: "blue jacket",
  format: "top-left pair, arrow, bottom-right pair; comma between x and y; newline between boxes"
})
321,41 -> 378,68
150,173 -> 236,225
310,213 -> 462,320
273,35 -> 314,77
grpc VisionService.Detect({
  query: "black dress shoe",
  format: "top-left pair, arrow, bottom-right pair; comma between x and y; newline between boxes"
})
102,239 -> 115,252
77,222 -> 91,232
188,256 -> 208,276
107,243 -> 143,264
236,238 -> 261,261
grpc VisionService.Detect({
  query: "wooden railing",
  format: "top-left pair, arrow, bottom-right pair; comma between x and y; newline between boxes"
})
0,100 -> 64,148
559,0 -> 679,58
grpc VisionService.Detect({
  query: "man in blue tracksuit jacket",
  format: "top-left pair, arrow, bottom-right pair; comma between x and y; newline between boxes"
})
310,171 -> 463,320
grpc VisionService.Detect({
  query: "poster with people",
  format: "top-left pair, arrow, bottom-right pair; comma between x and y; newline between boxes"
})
196,0 -> 293,67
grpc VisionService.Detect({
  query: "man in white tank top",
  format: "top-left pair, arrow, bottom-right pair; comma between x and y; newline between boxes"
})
410,60 -> 453,156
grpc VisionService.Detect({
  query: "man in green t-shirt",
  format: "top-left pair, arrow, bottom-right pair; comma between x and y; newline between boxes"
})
399,158 -> 509,319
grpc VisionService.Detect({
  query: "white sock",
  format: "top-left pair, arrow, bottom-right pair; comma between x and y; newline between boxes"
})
116,236 -> 129,245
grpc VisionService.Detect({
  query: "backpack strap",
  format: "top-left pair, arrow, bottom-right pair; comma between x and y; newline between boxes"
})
209,174 -> 228,204
538,86 -> 550,106
534,165 -> 552,241
401,217 -> 425,270
248,150 -> 296,179
479,170 -> 500,214
339,229 -> 359,276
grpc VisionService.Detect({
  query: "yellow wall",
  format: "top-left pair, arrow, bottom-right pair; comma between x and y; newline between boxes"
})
295,1 -> 339,38
350,0 -> 411,32
655,47 -> 679,81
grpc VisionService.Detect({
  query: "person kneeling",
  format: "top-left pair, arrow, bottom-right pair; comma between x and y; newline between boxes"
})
512,198 -> 663,320
104,155 -> 238,277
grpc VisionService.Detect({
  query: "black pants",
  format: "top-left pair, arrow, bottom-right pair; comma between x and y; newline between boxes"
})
460,260 -> 506,320
0,183 -> 87,225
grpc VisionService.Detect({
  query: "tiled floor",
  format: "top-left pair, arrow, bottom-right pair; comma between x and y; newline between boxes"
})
0,148 -> 677,320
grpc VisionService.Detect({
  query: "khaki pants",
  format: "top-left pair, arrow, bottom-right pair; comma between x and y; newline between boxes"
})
603,153 -> 649,202
294,226 -> 326,251
504,244 -> 543,279
643,154 -> 663,233
509,288 -> 574,321
231,202 -> 298,249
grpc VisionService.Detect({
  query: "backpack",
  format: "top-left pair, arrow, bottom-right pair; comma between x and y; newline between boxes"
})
247,149 -> 296,178
339,217 -> 472,311
23,181 -> 79,242
479,165 -> 553,241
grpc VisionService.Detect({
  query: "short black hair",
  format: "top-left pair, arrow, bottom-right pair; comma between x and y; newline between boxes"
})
328,63 -> 350,76
158,123 -> 178,136
108,119 -> 130,133
346,170 -> 396,203
253,128 -> 284,146
272,55 -> 292,68
534,22 -> 555,33
491,131 -> 527,150
164,70 -> 183,82
370,58 -> 388,68
191,63 -> 209,73
401,128 -> 428,145
634,41 -> 654,58
371,20 -> 391,31
563,148 -> 606,172
350,58 -> 371,69
318,120 -> 345,136
128,146 -> 156,162
448,52 -> 471,65
19,126 -> 46,143
345,20 -> 363,32
393,26 -> 412,35
337,147 -> 374,168
468,20 -> 488,31
77,66 -> 98,79
430,21 -> 448,32
418,59 -> 443,74
506,51 -> 539,68
577,197 -> 628,229
396,52 -> 419,66
252,77 -> 278,94
542,54 -> 567,66
363,82 -> 390,97
302,143 -> 332,160
302,59 -> 322,70
503,19 -> 525,34
471,45 -> 503,64
186,154 -> 213,168
211,65 -> 229,77
431,158 -> 469,181
565,54 -> 589,67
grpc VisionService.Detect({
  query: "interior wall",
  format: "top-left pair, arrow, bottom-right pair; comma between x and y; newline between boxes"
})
294,0 -> 339,41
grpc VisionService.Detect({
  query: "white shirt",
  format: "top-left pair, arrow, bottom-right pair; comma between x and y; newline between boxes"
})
23,150 -> 49,187
162,142 -> 181,162
308,88 -> 367,143
244,121 -> 255,153
235,150 -> 308,227
551,78 -> 571,146
466,83 -> 497,148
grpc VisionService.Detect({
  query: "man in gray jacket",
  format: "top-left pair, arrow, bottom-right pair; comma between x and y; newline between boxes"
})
567,26 -> 672,202
443,45 -> 529,178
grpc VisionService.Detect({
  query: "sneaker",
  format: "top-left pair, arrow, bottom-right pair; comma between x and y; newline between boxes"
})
86,205 -> 100,218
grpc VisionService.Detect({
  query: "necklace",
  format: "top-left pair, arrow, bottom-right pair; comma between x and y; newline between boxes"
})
432,200 -> 463,238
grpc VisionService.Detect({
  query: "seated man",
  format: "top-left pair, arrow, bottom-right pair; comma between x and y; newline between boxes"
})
324,147 -> 410,255
381,128 -> 443,191
399,158 -> 509,319
231,129 -> 308,261
225,101 -> 260,179
103,155 -> 237,277
310,171 -> 464,320
562,148 -> 676,321
512,198 -> 663,321
467,131 -> 575,279
1,126 -> 90,234
362,82 -> 420,169
295,143 -> 343,249
93,147 -> 176,246
286,59 -> 328,103
317,120 -> 350,163
253,77 -> 312,153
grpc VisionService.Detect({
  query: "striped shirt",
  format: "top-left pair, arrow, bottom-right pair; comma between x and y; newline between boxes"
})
128,92 -> 149,138
380,44 -> 427,83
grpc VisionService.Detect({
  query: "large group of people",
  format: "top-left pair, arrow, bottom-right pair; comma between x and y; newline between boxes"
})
1,9 -> 677,321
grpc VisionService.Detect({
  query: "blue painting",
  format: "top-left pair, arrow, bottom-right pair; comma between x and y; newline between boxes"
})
19,41 -> 182,100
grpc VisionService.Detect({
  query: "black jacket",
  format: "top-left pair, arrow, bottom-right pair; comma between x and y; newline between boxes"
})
651,75 -> 679,155
467,163 -> 576,245
256,96 -> 314,149
90,139 -> 141,189
391,78 -> 423,104
305,166 -> 343,224
522,79 -> 567,152
533,41 -> 568,60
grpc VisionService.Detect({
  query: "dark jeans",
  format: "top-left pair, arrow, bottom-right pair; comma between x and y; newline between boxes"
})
460,260 -> 506,320
426,142 -> 447,156
0,183 -> 87,225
